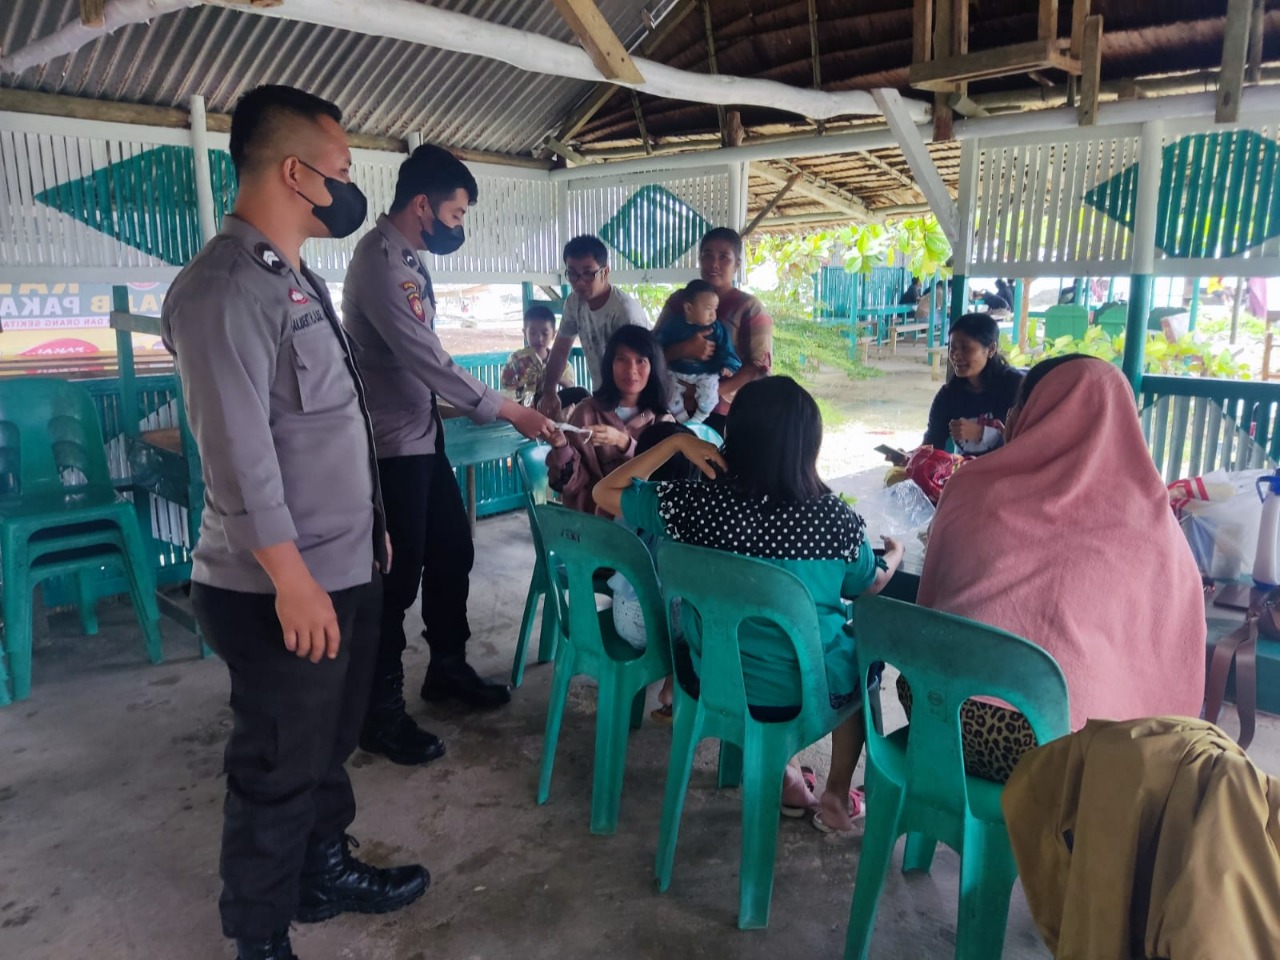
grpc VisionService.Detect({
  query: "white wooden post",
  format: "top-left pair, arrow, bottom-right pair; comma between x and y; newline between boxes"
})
188,94 -> 217,243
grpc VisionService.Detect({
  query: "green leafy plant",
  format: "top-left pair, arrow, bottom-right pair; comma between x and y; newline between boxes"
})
1003,325 -> 1251,379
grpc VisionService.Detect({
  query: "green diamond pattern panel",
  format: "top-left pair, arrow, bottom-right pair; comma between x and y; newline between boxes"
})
1084,130 -> 1280,259
35,147 -> 238,266
600,184 -> 713,270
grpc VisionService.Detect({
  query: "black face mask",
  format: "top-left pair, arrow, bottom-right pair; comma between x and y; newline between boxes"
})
422,203 -> 466,256
297,160 -> 368,239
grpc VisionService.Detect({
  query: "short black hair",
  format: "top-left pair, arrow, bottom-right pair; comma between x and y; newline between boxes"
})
699,227 -> 744,260
229,85 -> 342,176
721,376 -> 828,504
683,278 -> 716,299
563,234 -> 608,267
390,144 -> 478,213
594,325 -> 671,416
523,304 -> 556,327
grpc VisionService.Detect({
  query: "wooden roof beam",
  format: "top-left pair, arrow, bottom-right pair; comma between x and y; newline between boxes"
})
550,0 -> 644,85
754,161 -> 876,222
1218,0 -> 1254,122
742,173 -> 802,238
555,0 -> 698,143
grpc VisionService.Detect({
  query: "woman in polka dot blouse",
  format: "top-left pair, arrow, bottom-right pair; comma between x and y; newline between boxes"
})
594,376 -> 905,836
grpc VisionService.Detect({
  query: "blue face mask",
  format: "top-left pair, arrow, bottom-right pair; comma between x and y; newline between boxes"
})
296,159 -> 368,239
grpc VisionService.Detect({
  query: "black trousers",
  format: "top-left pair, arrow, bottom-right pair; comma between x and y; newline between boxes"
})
191,577 -> 382,941
376,453 -> 473,678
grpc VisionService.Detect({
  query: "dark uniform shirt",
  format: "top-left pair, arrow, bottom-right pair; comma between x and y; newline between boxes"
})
161,215 -> 386,593
342,215 -> 502,458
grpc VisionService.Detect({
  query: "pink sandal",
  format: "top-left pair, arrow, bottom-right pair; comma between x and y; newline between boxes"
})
811,787 -> 867,836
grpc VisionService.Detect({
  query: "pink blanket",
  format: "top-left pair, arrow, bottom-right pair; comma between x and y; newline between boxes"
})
918,358 -> 1206,730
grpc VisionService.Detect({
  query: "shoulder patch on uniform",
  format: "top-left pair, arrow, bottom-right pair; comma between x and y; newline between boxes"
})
402,249 -> 418,269
254,242 -> 286,272
288,288 -> 309,305
402,281 -> 426,322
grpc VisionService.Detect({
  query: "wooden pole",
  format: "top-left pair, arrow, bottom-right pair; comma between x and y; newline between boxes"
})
808,0 -> 825,134
1077,15 -> 1103,127
702,0 -> 729,146
630,92 -> 653,156
1218,0 -> 1254,123
1249,0 -> 1266,84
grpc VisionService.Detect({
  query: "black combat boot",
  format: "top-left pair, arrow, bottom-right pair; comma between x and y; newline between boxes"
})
296,835 -> 430,923
359,668 -> 447,766
420,652 -> 511,710
235,931 -> 298,960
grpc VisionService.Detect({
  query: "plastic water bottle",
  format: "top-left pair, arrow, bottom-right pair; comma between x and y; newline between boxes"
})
1254,472 -> 1280,589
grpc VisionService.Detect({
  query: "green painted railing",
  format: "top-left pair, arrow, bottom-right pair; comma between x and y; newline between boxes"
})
56,349 -> 590,601
1141,375 -> 1280,482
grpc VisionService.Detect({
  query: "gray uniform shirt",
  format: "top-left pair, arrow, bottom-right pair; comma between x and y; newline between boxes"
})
342,216 -> 503,458
161,215 -> 386,594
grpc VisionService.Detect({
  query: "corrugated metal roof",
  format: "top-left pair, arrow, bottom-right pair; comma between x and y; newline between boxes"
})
0,0 -> 681,155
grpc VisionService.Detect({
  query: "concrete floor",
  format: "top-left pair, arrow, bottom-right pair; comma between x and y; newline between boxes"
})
4,509 -> 1277,960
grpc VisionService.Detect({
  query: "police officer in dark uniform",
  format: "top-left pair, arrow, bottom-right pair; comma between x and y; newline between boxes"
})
162,85 -> 427,960
343,145 -> 554,765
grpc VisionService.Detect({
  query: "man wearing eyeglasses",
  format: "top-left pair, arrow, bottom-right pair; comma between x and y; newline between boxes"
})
538,234 -> 650,420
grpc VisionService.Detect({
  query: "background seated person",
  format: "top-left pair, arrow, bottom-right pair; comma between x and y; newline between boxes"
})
653,227 -> 772,435
910,355 -> 1207,782
924,312 -> 1023,456
539,234 -> 649,419
547,325 -> 674,515
502,304 -> 587,410
657,279 -> 743,425
594,376 -> 904,836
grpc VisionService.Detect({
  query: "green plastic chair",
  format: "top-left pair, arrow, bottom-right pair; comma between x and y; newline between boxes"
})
533,504 -> 672,835
686,423 -> 723,446
510,443 -> 559,687
654,540 -> 862,929
844,597 -> 1070,960
0,378 -> 162,704
1041,304 -> 1089,342
1093,302 -> 1127,340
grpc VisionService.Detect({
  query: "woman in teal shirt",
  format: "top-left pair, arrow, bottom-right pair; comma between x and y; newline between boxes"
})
594,376 -> 904,835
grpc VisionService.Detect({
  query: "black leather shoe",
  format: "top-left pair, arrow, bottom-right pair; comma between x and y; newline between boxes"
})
235,931 -> 298,960
420,657 -> 511,710
296,835 -> 429,924
359,669 -> 447,766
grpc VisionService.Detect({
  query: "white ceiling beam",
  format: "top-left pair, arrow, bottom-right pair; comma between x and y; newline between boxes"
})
0,0 -> 199,74
871,87 -> 959,246
0,0 -> 929,124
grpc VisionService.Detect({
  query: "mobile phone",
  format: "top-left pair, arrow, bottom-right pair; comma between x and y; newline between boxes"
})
875,444 -> 910,466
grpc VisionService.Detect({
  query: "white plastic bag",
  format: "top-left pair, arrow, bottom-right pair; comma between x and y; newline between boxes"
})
1176,469 -> 1269,579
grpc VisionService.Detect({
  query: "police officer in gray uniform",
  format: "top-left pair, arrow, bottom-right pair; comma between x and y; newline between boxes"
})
344,145 -> 553,765
162,86 -> 427,960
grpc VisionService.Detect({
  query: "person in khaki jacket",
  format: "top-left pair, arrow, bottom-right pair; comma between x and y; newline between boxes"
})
1002,717 -> 1280,960
162,85 -> 427,960
343,146 -> 554,767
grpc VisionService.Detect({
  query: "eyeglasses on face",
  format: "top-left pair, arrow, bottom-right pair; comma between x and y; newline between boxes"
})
566,268 -> 601,283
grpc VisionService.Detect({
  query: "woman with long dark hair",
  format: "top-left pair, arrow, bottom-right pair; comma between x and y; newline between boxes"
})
923,311 -> 1024,456
593,376 -> 905,836
653,227 -> 772,433
547,324 -> 675,514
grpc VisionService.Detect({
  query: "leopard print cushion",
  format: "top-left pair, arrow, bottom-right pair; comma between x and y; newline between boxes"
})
896,675 -> 1038,783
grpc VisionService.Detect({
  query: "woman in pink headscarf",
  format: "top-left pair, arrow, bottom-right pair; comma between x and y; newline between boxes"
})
907,355 -> 1206,782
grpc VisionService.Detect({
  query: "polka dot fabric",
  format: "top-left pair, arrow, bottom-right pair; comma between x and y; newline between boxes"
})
652,481 -> 867,563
